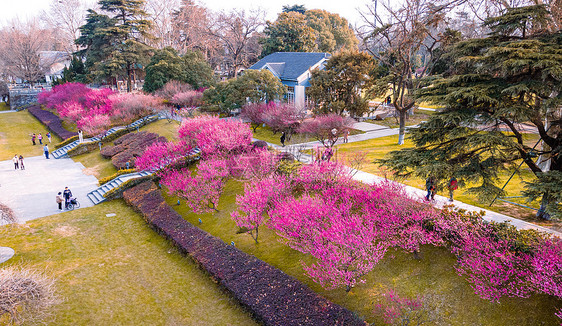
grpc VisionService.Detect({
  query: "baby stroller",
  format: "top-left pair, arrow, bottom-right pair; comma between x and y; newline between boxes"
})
67,197 -> 80,210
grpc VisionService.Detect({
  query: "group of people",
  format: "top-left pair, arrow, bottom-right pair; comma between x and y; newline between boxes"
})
425,176 -> 458,202
30,132 -> 51,146
12,154 -> 25,170
55,187 -> 73,211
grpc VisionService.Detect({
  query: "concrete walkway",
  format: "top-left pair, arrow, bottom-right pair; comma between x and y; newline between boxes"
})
0,156 -> 98,223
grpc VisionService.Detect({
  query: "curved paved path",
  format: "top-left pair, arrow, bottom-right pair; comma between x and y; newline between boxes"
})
0,156 -> 98,223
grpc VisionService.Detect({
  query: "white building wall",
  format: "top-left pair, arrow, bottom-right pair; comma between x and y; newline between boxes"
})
294,85 -> 306,109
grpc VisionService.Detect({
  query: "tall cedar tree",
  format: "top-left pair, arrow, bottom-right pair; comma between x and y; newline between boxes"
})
76,0 -> 153,92
308,51 -> 375,117
379,5 -> 562,219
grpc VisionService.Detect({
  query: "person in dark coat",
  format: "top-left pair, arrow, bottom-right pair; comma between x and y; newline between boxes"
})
63,187 -> 73,209
280,132 -> 286,147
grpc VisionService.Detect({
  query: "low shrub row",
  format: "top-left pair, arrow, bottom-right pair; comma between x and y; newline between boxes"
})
54,135 -> 78,149
101,132 -> 166,169
98,169 -> 137,186
28,106 -> 76,140
103,175 -> 155,200
123,181 -> 366,326
67,142 -> 100,157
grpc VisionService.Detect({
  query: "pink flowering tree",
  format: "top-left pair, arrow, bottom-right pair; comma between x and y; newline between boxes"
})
231,176 -> 288,243
228,149 -> 280,181
240,102 -> 269,132
170,90 -> 203,108
178,115 -> 253,158
110,93 -> 163,125
77,114 -> 112,136
269,192 -> 389,292
136,140 -> 194,172
161,158 -> 230,213
262,103 -> 305,136
298,114 -> 355,148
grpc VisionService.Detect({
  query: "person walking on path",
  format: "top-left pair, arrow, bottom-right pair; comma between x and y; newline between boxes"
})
425,176 -> 436,201
447,177 -> 458,202
19,155 -> 24,170
280,131 -> 286,147
63,187 -> 72,210
38,133 -> 43,144
43,144 -> 50,159
31,133 -> 36,145
343,129 -> 349,143
12,155 -> 18,170
56,192 -> 63,211
78,130 -> 83,143
46,132 -> 52,143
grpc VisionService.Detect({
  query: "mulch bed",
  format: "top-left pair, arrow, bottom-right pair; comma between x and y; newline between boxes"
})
101,131 -> 166,169
27,106 -> 77,140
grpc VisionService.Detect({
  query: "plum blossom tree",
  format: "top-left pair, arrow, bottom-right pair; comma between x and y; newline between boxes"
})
231,177 -> 288,243
240,102 -> 269,132
178,115 -> 253,158
136,140 -> 194,172
298,114 -> 355,148
161,158 -> 230,213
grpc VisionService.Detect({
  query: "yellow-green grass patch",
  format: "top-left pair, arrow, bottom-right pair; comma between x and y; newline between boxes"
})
0,200 -> 257,325
0,110 -> 62,160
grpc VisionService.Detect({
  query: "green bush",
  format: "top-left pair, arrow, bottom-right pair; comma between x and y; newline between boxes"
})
98,169 -> 137,186
54,135 -> 78,149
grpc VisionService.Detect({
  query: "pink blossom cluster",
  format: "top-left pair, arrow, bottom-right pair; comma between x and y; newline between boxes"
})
170,90 -> 203,108
240,102 -> 304,133
38,82 -> 162,135
178,115 -> 253,158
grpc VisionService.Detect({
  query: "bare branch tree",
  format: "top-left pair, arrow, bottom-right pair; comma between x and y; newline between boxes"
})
208,9 -> 265,78
144,0 -> 180,49
0,19 -> 54,84
41,0 -> 88,52
171,0 -> 220,62
0,202 -> 17,225
358,0 -> 460,145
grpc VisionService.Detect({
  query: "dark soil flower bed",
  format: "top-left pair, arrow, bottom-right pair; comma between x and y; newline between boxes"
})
27,106 -> 77,140
101,131 -> 166,169
123,181 -> 366,326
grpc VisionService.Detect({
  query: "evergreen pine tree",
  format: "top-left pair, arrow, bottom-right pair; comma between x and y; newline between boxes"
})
379,5 -> 562,219
76,1 -> 153,91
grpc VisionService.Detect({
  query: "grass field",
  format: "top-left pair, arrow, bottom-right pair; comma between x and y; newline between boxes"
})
0,200 -> 257,325
377,108 -> 436,129
0,110 -> 62,161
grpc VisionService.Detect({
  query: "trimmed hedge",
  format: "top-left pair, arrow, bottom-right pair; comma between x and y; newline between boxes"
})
67,141 -> 100,157
103,175 -> 154,200
54,135 -> 79,149
98,169 -> 137,186
28,106 -> 77,140
123,181 -> 366,326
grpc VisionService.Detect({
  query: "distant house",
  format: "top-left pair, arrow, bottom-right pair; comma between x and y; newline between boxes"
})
40,51 -> 71,84
247,52 -> 331,109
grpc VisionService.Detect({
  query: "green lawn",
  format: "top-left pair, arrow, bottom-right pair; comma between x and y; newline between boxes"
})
163,176 -> 561,326
377,108 -> 436,129
0,111 -> 63,160
139,119 -> 180,141
0,200 -> 257,325
0,102 -> 10,111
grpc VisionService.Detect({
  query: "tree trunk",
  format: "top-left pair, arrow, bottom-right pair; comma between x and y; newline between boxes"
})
398,109 -> 406,145
126,62 -> 132,93
537,193 -> 553,220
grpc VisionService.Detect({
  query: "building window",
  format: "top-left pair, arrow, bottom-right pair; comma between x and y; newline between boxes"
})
285,86 -> 295,104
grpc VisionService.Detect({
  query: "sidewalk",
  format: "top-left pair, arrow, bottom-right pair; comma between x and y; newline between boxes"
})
0,156 -> 98,223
